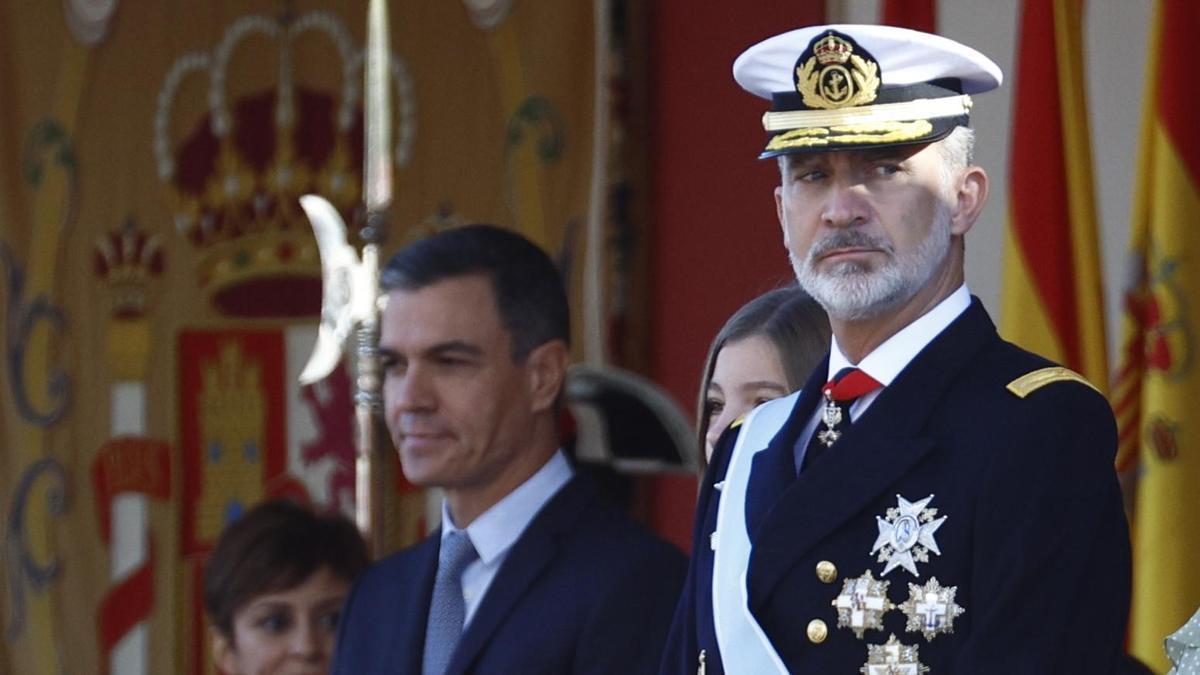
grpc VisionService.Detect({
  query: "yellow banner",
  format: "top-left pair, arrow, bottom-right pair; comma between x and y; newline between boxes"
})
1115,1 -> 1200,670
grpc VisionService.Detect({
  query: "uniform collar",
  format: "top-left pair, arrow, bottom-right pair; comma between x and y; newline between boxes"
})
829,284 -> 971,386
441,449 -> 573,566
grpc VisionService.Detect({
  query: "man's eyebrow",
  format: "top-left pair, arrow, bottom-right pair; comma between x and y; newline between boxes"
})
860,149 -> 897,162
378,341 -> 485,362
863,146 -> 920,162
784,155 -> 823,171
427,340 -> 485,358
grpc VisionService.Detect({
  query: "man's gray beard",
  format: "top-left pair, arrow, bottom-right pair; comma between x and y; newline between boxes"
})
794,205 -> 953,322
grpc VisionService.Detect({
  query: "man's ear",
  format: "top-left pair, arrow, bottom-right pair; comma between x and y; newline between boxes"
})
950,166 -> 988,236
210,626 -> 237,675
525,340 -> 570,413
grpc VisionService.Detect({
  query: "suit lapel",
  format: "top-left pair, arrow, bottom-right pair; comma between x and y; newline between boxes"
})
445,477 -> 593,675
388,532 -> 440,674
748,300 -> 997,609
744,357 -> 828,539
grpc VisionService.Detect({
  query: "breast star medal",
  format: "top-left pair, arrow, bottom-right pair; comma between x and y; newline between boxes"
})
832,570 -> 894,639
871,494 -> 946,577
898,576 -> 964,641
859,634 -> 929,675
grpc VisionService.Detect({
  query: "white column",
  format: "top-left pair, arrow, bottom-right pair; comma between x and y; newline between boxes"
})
109,381 -> 147,675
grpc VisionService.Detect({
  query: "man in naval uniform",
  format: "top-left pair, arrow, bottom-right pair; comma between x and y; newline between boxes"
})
662,24 -> 1131,674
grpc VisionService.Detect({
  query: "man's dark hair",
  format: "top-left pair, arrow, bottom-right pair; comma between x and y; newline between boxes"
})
203,499 -> 370,639
381,224 -> 570,361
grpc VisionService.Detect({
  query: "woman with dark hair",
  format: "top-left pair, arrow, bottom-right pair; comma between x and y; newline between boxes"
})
697,286 -> 830,465
205,499 -> 369,675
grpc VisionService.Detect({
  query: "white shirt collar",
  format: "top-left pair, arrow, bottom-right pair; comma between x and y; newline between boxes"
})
440,449 -> 573,566
828,285 -> 972,385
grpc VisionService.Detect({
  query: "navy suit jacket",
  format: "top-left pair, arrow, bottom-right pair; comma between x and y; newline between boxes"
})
332,475 -> 685,674
663,300 -> 1131,674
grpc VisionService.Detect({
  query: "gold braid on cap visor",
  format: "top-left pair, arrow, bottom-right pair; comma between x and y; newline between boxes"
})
762,94 -> 971,150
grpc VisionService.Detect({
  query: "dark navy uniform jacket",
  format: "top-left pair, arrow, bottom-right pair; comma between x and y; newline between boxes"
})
332,475 -> 685,675
662,299 -> 1131,674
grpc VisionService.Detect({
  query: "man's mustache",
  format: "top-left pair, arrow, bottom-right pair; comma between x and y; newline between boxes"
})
807,231 -> 893,262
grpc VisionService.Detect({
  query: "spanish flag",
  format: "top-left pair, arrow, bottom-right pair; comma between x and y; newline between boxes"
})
1000,0 -> 1108,392
1113,1 -> 1200,670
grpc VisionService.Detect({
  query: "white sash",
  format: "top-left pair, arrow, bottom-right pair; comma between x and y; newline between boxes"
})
711,393 -> 797,674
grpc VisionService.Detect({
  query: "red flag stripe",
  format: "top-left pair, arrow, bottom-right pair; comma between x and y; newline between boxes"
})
1158,1 -> 1200,187
881,0 -> 937,32
1008,0 -> 1082,370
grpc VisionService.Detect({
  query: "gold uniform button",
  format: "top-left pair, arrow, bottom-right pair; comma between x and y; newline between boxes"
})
806,619 -> 828,644
815,560 -> 838,584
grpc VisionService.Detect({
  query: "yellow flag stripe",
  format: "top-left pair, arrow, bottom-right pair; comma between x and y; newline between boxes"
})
1002,0 -> 1107,394
1053,0 -> 1108,390
1001,212 -> 1067,366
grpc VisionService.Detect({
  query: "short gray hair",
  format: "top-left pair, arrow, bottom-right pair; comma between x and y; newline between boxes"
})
936,126 -> 975,188
936,126 -> 975,171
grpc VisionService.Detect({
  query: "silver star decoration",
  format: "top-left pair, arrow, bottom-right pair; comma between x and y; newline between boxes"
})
898,576 -> 964,641
859,634 -> 930,675
832,570 -> 894,639
870,494 -> 946,577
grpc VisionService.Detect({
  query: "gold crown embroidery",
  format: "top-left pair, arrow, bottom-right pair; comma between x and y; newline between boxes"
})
795,33 -> 880,110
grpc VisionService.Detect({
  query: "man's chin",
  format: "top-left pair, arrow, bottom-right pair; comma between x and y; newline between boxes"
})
397,461 -> 443,488
397,443 -> 454,481
802,276 -> 909,322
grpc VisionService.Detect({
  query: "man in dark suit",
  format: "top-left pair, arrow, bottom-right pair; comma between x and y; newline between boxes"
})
333,224 -> 685,675
663,24 -> 1131,674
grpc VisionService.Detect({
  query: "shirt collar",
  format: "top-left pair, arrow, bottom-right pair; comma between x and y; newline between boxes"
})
440,449 -> 573,566
828,285 -> 971,385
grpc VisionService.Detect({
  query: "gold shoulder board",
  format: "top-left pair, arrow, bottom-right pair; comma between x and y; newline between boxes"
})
1006,367 -> 1100,398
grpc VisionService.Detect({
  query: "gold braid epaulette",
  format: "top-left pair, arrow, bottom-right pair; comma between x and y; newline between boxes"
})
1006,367 -> 1100,398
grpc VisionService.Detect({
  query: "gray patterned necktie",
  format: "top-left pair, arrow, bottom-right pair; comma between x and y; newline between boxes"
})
422,530 -> 479,675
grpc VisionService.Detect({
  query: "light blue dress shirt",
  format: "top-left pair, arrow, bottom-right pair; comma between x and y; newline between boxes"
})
439,449 -> 573,626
